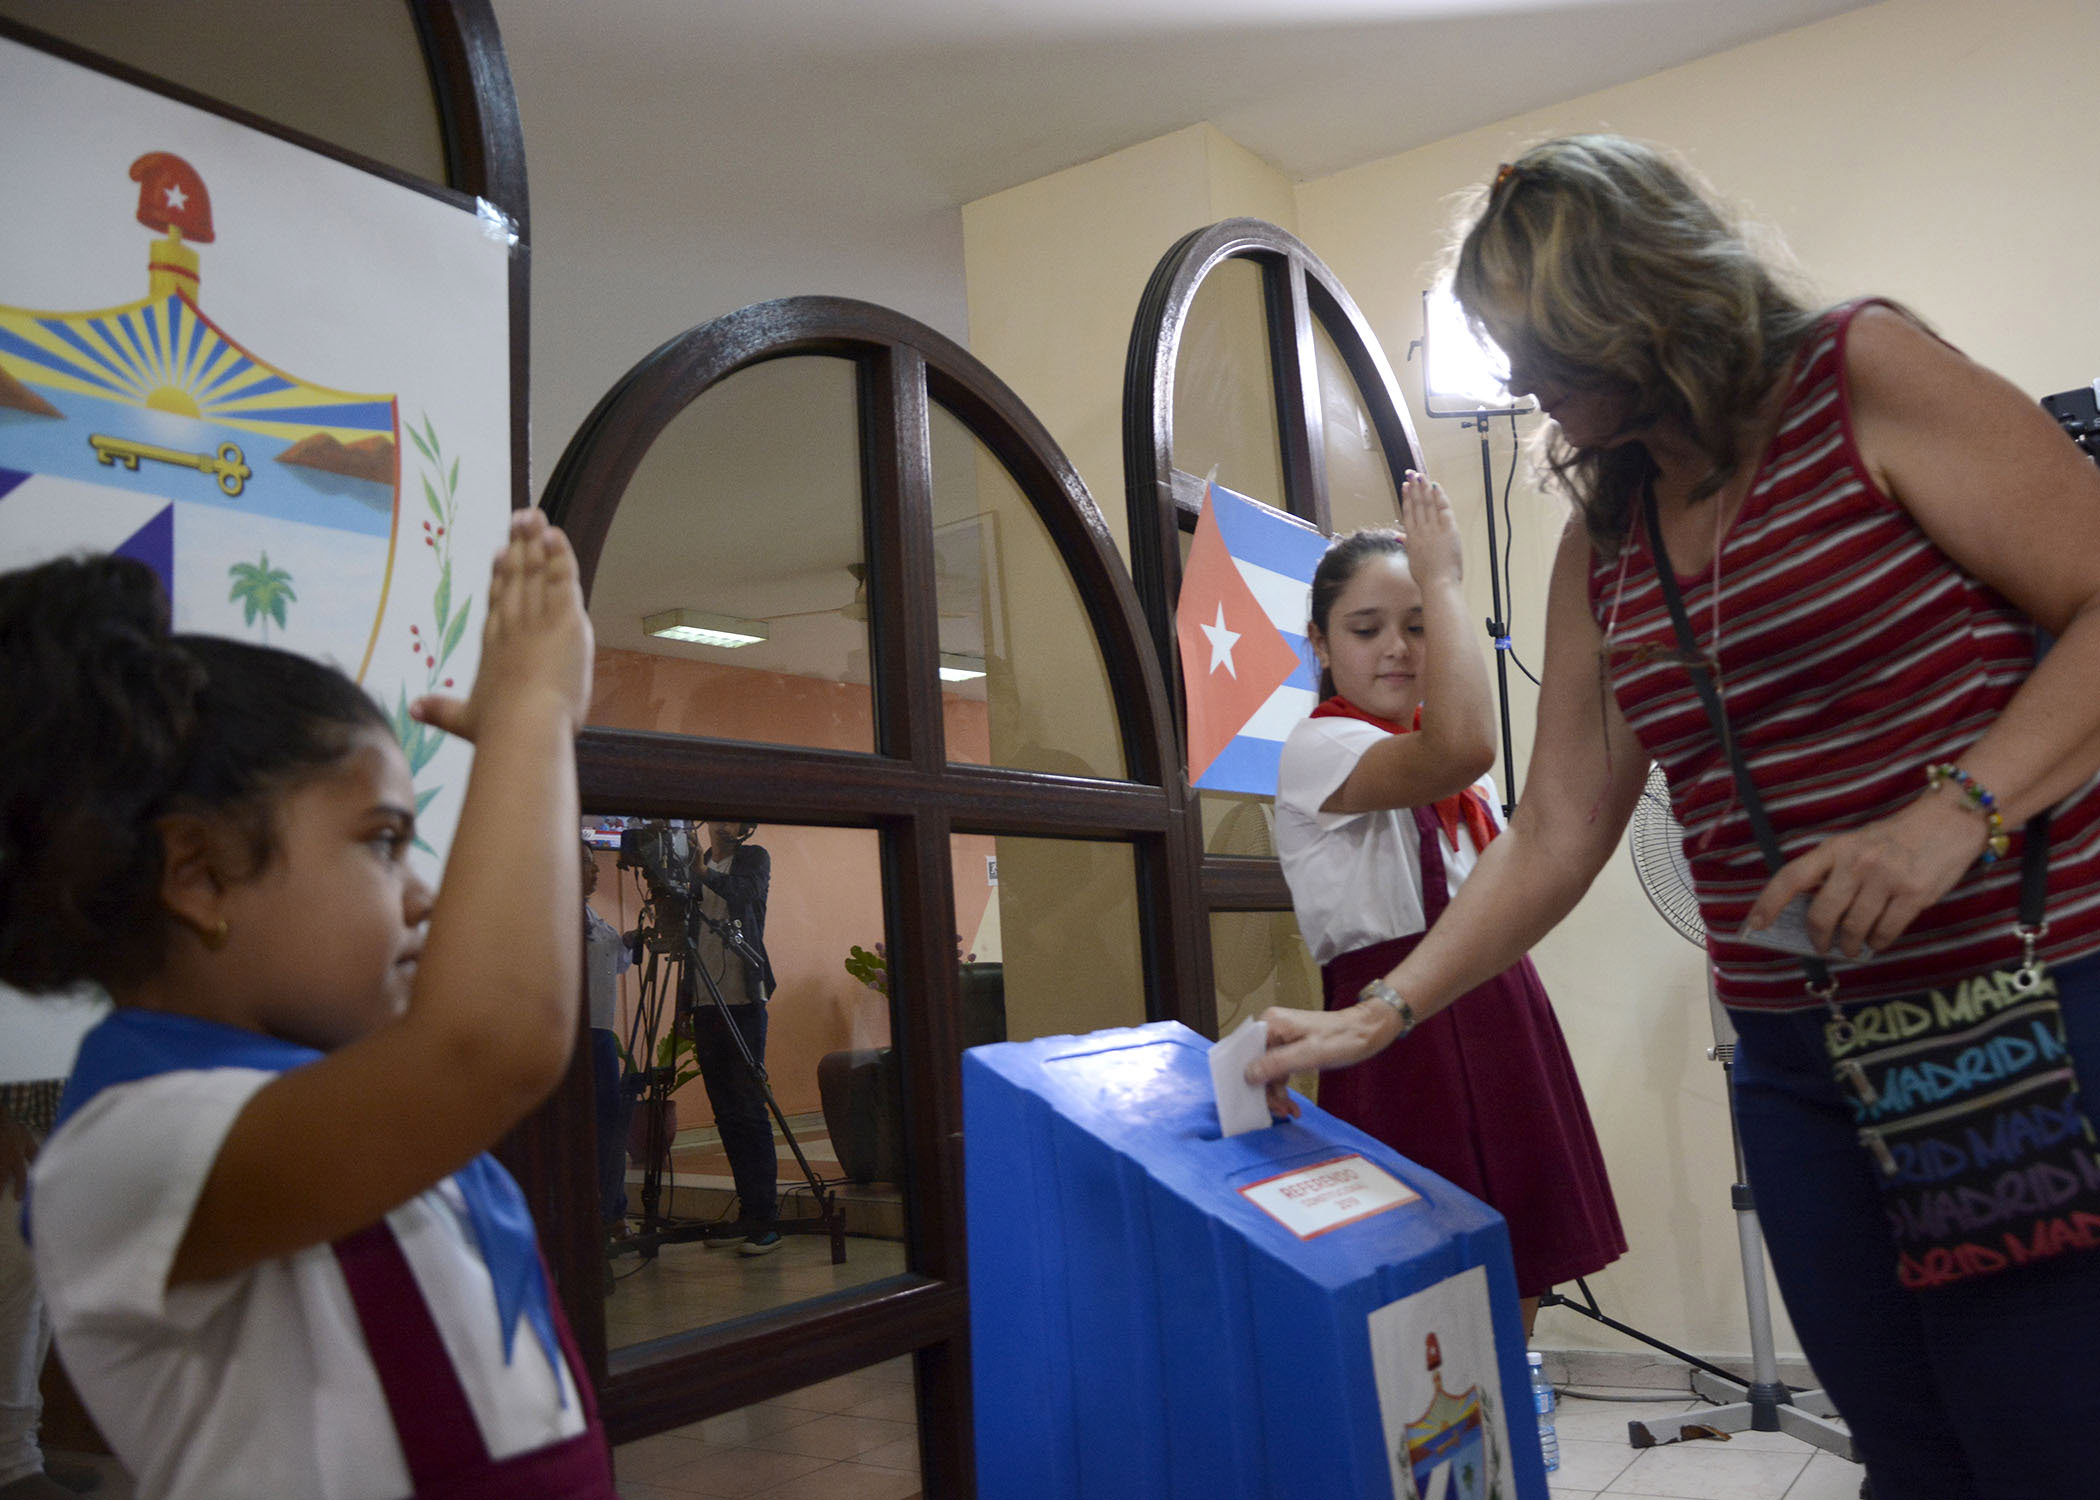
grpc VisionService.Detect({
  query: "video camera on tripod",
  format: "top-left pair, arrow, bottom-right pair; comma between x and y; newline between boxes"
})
618,819 -> 695,955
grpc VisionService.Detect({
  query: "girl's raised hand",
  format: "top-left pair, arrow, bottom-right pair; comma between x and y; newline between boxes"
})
1399,471 -> 1464,589
410,509 -> 593,743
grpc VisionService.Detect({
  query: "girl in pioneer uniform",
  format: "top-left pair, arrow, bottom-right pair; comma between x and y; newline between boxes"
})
1273,473 -> 1624,1332
4,511 -> 613,1499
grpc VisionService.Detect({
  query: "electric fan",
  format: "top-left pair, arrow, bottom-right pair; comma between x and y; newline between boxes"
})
1621,764 -> 1857,1462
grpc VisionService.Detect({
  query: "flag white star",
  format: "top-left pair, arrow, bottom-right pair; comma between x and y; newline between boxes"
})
1200,602 -> 1241,678
164,183 -> 188,211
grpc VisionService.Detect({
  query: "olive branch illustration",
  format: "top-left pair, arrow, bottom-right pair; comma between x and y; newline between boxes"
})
388,412 -> 473,851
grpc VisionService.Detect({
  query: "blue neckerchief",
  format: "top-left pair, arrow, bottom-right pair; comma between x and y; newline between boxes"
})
47,1009 -> 564,1395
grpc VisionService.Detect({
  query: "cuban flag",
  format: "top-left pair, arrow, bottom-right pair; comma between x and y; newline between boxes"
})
1173,482 -> 1328,794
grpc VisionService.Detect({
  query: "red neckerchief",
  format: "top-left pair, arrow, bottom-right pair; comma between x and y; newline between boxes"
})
1308,696 -> 1500,854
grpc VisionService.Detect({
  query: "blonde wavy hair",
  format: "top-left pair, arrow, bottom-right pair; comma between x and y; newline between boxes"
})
1451,135 -> 1824,554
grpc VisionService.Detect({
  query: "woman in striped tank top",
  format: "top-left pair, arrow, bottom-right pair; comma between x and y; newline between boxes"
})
1249,136 -> 2100,1499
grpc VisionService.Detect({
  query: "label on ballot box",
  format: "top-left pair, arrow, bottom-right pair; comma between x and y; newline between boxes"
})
1239,1153 -> 1421,1240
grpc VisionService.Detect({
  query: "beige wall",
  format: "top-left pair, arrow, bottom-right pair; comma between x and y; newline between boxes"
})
963,123 -> 1301,556
963,0 -> 2100,1361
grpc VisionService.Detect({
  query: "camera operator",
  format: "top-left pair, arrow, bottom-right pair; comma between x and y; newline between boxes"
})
582,841 -> 633,1243
678,821 -> 780,1257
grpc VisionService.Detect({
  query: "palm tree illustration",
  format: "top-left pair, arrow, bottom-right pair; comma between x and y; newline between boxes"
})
228,553 -> 296,642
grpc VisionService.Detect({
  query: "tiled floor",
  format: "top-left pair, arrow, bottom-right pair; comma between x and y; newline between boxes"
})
605,1220 -> 908,1348
50,1380 -> 1872,1500
1547,1388 -> 1865,1500
613,1357 -> 921,1500
607,1117 -> 909,1348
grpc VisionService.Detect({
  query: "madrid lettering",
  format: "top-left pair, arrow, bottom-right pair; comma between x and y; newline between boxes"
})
1884,1096 -> 2099,1184
1886,1154 -> 2100,1241
1824,969 -> 2058,1061
1897,1210 -> 2100,1290
1855,1023 -> 2069,1122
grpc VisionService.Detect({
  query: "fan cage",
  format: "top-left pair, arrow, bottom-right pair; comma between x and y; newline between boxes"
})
1627,762 -> 1705,949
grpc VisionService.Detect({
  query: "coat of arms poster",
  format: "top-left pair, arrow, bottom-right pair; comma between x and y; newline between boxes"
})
0,30 -> 515,878
1368,1266 -> 1516,1500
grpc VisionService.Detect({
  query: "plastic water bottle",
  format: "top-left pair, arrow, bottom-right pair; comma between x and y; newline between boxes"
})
1528,1351 -> 1560,1472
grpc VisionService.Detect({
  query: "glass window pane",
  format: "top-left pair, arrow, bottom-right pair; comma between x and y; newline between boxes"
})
929,403 -> 1127,780
611,1358 -> 921,1490
951,831 -> 1006,1048
1208,910 -> 1321,1104
588,357 -> 876,755
585,818 -> 908,1352
971,836 -> 1144,1042
6,1 -> 448,185
1171,256 -> 1287,509
1313,317 -> 1403,536
1199,786 -> 1280,856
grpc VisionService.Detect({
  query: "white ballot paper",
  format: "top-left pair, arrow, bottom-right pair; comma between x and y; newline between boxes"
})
1208,1018 -> 1272,1137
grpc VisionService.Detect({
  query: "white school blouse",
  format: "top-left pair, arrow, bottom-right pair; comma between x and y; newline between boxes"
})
1274,716 -> 1503,967
30,1067 -> 584,1500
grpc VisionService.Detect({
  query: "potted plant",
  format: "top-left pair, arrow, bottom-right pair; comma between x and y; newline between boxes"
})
842,935 -> 976,995
844,941 -> 889,995
626,1028 -> 701,1167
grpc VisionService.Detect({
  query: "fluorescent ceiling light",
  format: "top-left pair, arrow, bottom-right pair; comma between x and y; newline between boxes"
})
642,608 -> 769,648
938,652 -> 986,683
1422,285 -> 1525,411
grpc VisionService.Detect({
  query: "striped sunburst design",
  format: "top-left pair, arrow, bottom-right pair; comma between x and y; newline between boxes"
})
0,292 -> 392,441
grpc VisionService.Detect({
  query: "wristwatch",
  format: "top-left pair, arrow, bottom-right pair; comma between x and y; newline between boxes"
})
1358,979 -> 1418,1040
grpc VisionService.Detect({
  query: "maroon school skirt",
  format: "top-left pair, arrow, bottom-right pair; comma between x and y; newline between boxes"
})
1316,807 -> 1626,1298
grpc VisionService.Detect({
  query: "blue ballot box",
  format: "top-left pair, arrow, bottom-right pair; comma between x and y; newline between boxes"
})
966,1020 -> 1548,1500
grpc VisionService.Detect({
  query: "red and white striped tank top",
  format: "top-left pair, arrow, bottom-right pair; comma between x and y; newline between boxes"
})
1590,300 -> 2100,1010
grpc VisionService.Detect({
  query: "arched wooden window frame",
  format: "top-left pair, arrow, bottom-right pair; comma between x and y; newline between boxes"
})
1123,218 -> 1425,914
538,295 -> 1211,1485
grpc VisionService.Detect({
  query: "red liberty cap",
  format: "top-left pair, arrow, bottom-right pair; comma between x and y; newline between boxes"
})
129,152 -> 215,242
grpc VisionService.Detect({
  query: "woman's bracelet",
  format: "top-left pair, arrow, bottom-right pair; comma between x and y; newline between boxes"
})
1358,979 -> 1418,1041
1925,762 -> 2011,864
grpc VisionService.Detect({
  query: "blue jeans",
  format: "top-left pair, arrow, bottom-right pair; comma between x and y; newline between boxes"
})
590,1028 -> 632,1227
1729,949 -> 2100,1499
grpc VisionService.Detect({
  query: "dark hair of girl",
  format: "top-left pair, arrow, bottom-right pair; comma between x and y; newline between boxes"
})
1307,528 -> 1407,700
0,554 -> 390,994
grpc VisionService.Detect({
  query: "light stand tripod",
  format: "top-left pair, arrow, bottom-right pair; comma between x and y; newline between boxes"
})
1627,1000 -> 1853,1459
617,855 -> 843,1266
1411,292 -> 1531,814
1413,292 -> 1723,1378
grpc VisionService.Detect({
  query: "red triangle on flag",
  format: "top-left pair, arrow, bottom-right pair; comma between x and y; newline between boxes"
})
1175,491 -> 1305,784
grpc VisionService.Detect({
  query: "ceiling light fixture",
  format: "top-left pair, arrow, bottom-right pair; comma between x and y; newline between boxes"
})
642,608 -> 769,648
938,652 -> 986,683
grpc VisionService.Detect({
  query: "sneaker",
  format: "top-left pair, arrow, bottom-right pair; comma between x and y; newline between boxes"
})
739,1229 -> 783,1257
